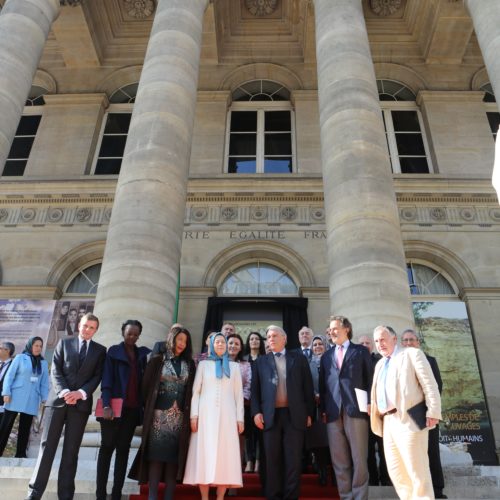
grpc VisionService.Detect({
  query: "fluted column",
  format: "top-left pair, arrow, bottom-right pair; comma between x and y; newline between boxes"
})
466,0 -> 500,112
0,0 -> 60,169
94,0 -> 208,346
314,0 -> 414,333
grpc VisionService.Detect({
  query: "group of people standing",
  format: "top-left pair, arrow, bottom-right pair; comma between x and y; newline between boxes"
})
0,311 -> 444,500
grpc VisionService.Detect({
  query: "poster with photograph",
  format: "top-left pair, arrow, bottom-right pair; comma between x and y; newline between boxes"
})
0,299 -> 55,356
45,300 -> 95,359
412,300 -> 497,465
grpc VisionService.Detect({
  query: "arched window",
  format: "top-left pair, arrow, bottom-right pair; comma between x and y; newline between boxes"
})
226,80 -> 295,174
406,262 -> 455,295
1,86 -> 46,177
220,262 -> 298,296
378,79 -> 433,174
93,83 -> 138,175
65,263 -> 101,295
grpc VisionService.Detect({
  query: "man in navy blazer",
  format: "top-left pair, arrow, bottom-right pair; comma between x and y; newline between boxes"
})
319,315 -> 373,500
27,313 -> 106,500
251,325 -> 315,500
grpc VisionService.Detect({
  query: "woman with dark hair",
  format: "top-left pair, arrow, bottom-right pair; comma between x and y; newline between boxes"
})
183,333 -> 244,500
0,336 -> 49,457
242,331 -> 265,473
96,319 -> 151,500
129,327 -> 196,500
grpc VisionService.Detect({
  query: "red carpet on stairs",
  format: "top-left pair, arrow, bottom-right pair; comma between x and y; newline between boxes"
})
129,472 -> 340,499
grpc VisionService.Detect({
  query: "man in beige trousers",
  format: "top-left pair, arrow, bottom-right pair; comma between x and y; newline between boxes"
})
370,325 -> 441,500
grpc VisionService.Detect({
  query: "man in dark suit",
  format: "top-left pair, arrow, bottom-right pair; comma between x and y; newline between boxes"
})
297,326 -> 314,359
26,313 -> 106,500
251,325 -> 315,500
401,329 -> 446,499
319,315 -> 373,500
359,335 -> 390,487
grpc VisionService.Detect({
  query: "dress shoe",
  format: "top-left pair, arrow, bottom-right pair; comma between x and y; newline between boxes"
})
435,494 -> 448,499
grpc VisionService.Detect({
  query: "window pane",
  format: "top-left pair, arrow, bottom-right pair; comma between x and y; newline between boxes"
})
94,159 -> 122,175
392,111 -> 421,132
104,113 -> 131,134
395,133 -> 426,156
230,111 -> 257,132
9,137 -> 35,158
264,158 -> 292,173
2,160 -> 27,176
399,157 -> 429,174
16,115 -> 41,135
228,158 -> 256,173
229,133 -> 256,155
98,135 -> 127,158
265,133 -> 292,155
265,111 -> 291,131
487,112 -> 500,135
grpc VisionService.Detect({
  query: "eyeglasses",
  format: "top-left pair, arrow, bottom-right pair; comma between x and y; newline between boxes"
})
401,338 -> 418,343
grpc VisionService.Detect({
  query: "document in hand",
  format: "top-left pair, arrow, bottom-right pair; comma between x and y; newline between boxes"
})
355,388 -> 368,412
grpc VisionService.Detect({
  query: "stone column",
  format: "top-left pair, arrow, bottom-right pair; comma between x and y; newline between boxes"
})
466,0 -> 500,112
0,0 -> 60,169
314,0 -> 414,333
94,0 -> 208,347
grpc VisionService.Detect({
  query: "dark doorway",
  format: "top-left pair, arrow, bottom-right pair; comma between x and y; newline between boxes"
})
202,296 -> 308,352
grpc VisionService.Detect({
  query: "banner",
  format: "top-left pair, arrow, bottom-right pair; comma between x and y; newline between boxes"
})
413,301 -> 497,465
0,299 -> 55,356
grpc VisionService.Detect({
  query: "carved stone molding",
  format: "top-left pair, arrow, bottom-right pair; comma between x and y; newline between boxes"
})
245,0 -> 279,17
370,0 -> 402,17
123,0 -> 155,20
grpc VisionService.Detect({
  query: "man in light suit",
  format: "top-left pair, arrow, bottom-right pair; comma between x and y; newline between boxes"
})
251,325 -> 315,500
319,316 -> 372,500
27,313 -> 106,500
401,329 -> 447,499
371,325 -> 441,500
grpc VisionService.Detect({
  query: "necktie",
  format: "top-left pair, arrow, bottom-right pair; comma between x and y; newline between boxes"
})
275,352 -> 282,358
0,361 -> 4,371
303,348 -> 310,358
79,340 -> 87,365
377,357 -> 391,412
336,345 -> 344,369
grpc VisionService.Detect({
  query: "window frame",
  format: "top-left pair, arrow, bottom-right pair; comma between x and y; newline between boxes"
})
224,101 -> 296,174
406,260 -> 458,297
63,261 -> 102,297
2,106 -> 44,177
381,101 -> 434,174
91,104 -> 132,175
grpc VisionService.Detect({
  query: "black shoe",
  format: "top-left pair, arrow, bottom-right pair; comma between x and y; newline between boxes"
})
318,467 -> 327,486
435,492 -> 448,499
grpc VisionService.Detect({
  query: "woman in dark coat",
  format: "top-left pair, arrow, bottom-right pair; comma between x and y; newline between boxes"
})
129,327 -> 196,500
96,319 -> 151,500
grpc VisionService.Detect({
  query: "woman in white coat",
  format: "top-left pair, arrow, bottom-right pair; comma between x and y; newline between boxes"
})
0,336 -> 49,457
183,332 -> 244,500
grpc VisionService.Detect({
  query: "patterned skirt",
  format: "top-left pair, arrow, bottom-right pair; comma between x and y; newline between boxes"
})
147,404 -> 183,463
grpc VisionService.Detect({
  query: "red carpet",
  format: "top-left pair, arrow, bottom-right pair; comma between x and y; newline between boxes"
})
130,472 -> 340,499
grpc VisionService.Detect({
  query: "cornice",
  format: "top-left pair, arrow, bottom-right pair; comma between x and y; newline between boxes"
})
460,288 -> 500,301
0,176 -> 499,228
0,286 -> 60,299
43,93 -> 109,107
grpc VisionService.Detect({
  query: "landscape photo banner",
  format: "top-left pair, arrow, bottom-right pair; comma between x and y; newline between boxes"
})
0,299 -> 56,356
412,301 -> 497,465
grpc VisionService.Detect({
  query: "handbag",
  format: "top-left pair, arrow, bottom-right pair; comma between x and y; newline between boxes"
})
95,398 -> 123,418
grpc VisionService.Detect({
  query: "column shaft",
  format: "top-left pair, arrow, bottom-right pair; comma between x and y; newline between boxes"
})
314,0 -> 413,333
466,0 -> 500,112
94,0 -> 208,346
0,0 -> 60,168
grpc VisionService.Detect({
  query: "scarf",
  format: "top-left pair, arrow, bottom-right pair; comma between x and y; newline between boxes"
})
23,336 -> 44,375
207,333 -> 231,379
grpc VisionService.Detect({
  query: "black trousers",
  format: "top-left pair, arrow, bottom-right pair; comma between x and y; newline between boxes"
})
263,408 -> 304,500
96,407 -> 139,500
367,428 -> 390,485
0,409 -> 34,457
28,405 -> 89,500
428,425 -> 445,493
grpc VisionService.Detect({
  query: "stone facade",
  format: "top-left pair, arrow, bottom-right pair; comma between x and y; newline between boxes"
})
0,0 -> 500,456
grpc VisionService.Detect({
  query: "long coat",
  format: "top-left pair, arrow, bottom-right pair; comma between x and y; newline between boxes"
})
2,354 -> 49,416
128,354 -> 196,483
183,359 -> 244,487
